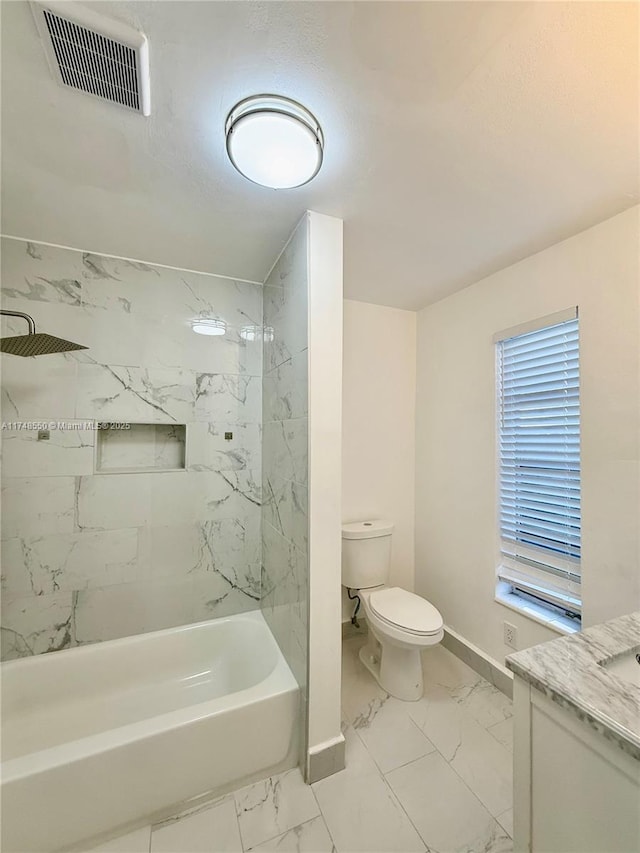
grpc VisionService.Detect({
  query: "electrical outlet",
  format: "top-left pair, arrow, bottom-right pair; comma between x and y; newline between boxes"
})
504,621 -> 518,649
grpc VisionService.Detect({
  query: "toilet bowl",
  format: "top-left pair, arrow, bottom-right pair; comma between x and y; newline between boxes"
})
342,520 -> 444,701
359,586 -> 444,701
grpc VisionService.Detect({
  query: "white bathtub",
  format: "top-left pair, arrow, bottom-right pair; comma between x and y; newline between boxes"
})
1,610 -> 299,853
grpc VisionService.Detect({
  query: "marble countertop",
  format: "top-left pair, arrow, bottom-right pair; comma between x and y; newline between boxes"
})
506,611 -> 640,760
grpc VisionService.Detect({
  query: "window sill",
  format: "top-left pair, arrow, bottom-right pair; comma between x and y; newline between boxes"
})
495,585 -> 580,636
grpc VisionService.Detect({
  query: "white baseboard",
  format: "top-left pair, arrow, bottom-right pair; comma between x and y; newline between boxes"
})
306,734 -> 346,784
340,616 -> 513,698
442,625 -> 513,698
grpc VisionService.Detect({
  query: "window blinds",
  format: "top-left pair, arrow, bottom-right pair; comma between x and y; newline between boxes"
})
497,315 -> 581,616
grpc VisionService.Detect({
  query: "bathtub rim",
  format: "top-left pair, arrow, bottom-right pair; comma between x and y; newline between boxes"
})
1,608 -> 270,673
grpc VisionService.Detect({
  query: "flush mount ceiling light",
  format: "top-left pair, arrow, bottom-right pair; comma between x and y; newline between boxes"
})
225,95 -> 324,189
191,318 -> 226,336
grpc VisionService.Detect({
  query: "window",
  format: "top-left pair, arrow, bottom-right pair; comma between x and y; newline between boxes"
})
496,311 -> 581,621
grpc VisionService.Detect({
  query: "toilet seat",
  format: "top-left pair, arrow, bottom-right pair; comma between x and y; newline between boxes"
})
368,587 -> 443,636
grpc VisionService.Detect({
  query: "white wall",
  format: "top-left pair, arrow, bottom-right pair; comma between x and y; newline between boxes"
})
415,206 -> 640,665
342,300 -> 417,620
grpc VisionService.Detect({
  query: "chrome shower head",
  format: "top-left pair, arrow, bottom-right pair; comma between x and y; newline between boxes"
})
0,310 -> 88,357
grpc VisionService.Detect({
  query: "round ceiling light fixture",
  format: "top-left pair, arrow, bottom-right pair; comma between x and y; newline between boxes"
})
225,95 -> 324,189
191,318 -> 226,336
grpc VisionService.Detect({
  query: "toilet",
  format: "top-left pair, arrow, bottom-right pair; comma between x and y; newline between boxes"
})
342,520 -> 444,701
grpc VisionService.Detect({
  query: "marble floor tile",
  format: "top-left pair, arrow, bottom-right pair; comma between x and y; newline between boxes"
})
417,671 -> 514,732
340,637 -> 389,724
488,718 -> 514,752
421,644 -> 484,690
497,808 -> 514,839
386,752 -> 512,853
446,719 -> 513,819
336,722 -> 383,780
151,798 -> 242,853
408,685 -> 513,817
246,816 -> 335,853
352,695 -> 436,773
453,679 -> 514,730
312,768 -> 425,853
88,825 -> 151,852
234,769 -> 320,851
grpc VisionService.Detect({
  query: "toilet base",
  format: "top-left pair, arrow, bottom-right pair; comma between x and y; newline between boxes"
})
358,638 -> 381,683
359,635 -> 424,702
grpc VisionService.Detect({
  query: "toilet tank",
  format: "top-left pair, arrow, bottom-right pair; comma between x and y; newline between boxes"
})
341,520 -> 394,589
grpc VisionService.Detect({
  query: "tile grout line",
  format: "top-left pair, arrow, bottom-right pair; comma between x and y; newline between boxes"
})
309,794 -> 339,853
149,794 -> 237,849
361,709 -> 438,777
343,642 -> 512,846
384,707 -> 513,835
421,688 -> 513,821
267,807 -> 337,853
234,769 -> 322,853
234,775 -> 333,852
485,724 -> 514,752
348,718 -> 431,852
495,808 -> 514,840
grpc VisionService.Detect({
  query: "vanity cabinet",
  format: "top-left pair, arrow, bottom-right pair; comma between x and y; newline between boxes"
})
513,676 -> 640,853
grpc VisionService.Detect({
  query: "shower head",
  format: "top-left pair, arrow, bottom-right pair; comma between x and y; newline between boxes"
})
0,310 -> 88,357
0,333 -> 89,357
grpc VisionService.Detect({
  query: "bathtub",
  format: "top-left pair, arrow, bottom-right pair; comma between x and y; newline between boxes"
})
1,610 -> 299,852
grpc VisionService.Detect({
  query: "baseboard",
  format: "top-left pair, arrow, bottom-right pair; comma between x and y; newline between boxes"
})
306,733 -> 346,784
341,616 -> 512,698
442,626 -> 513,699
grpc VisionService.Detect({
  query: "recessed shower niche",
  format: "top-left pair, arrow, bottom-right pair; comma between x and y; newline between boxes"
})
96,423 -> 187,473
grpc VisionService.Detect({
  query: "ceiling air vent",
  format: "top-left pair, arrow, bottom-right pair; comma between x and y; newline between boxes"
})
31,1 -> 150,115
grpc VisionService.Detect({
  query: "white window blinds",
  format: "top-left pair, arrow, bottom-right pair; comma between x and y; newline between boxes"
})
497,314 -> 581,617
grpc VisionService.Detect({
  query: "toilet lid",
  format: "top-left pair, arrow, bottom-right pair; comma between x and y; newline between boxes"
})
368,587 -> 443,635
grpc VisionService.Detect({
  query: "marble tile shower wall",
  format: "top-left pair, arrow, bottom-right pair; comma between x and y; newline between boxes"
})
0,237 -> 263,661
261,219 -> 308,688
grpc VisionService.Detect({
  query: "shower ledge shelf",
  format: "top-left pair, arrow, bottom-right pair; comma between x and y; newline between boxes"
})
96,466 -> 188,475
95,423 -> 187,474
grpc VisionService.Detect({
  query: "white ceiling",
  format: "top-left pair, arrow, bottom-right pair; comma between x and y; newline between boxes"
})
1,1 -> 638,310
